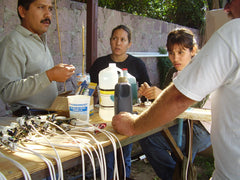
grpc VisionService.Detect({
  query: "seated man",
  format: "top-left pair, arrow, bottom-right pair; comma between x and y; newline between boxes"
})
0,0 -> 75,116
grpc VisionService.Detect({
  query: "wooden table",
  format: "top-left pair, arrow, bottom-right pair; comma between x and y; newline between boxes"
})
0,106 -> 211,180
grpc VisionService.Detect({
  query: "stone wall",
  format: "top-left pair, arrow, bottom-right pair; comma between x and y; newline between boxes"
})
0,0 -> 199,116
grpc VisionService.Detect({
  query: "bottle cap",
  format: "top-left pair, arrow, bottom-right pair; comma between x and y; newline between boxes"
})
122,68 -> 128,77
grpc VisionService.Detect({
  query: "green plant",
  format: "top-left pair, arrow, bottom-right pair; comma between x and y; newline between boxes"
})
157,47 -> 172,89
194,155 -> 215,179
76,0 -> 209,29
175,0 -> 208,29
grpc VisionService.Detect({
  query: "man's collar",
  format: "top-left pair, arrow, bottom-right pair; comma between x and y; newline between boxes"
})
16,25 -> 47,43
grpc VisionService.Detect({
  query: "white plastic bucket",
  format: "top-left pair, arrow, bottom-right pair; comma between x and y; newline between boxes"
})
67,95 -> 90,123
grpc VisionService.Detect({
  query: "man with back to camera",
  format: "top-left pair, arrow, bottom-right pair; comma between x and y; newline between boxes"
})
112,0 -> 240,179
0,0 -> 75,116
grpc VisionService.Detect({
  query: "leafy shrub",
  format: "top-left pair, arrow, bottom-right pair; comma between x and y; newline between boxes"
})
157,47 -> 172,89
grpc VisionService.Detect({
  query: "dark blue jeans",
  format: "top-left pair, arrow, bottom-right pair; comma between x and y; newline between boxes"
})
106,144 -> 132,180
139,122 -> 211,180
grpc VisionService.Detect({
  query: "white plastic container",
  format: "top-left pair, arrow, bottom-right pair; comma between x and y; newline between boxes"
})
67,95 -> 90,124
98,63 -> 123,121
122,68 -> 138,104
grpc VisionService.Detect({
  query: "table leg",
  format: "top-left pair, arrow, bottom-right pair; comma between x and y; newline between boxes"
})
161,128 -> 184,162
117,148 -> 124,179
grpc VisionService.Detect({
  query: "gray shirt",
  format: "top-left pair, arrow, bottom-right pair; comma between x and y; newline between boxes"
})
0,25 -> 58,111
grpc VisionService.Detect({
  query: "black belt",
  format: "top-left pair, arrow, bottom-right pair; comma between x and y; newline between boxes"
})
12,106 -> 56,117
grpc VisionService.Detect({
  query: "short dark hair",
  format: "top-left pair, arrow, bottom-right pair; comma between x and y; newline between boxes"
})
17,0 -> 36,20
166,28 -> 198,52
111,25 -> 132,43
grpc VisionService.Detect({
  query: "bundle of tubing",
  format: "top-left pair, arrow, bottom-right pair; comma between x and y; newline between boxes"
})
0,115 -> 125,180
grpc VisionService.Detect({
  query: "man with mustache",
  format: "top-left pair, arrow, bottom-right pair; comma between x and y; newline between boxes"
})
112,0 -> 240,179
0,0 -> 75,116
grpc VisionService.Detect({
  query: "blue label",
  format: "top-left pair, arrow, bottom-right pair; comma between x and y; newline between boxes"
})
69,103 -> 88,113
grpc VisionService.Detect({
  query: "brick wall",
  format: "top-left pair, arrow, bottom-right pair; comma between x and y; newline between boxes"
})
0,0 -> 199,116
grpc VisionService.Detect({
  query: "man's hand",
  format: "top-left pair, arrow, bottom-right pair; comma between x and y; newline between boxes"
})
112,112 -> 137,136
113,84 -> 195,136
46,63 -> 75,82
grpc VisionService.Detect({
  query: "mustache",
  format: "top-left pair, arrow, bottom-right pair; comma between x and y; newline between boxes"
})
40,18 -> 51,24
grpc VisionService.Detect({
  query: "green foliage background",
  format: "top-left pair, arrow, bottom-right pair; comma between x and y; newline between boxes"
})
157,47 -> 172,89
76,0 -> 226,33
79,0 -> 210,29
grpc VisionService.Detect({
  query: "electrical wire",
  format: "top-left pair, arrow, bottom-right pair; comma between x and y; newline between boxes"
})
88,122 -> 126,180
0,151 -> 31,180
72,130 -> 108,180
185,120 -> 191,180
17,145 -> 56,180
0,171 -> 7,180
30,133 -> 98,180
36,135 -> 105,180
52,117 -> 124,180
29,124 -> 63,180
42,120 -> 89,180
71,134 -> 101,179
106,131 -> 126,180
77,132 -> 107,180
96,129 -> 124,180
51,122 -> 109,180
50,120 -> 123,180
73,121 -> 124,180
0,116 -> 125,180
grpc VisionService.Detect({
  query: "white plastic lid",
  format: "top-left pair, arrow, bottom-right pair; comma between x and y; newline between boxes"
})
109,63 -> 116,68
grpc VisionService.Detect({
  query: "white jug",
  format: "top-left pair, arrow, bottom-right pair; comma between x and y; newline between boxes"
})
98,63 -> 123,121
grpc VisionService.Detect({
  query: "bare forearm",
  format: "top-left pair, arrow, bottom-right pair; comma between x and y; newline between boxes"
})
133,84 -> 196,135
